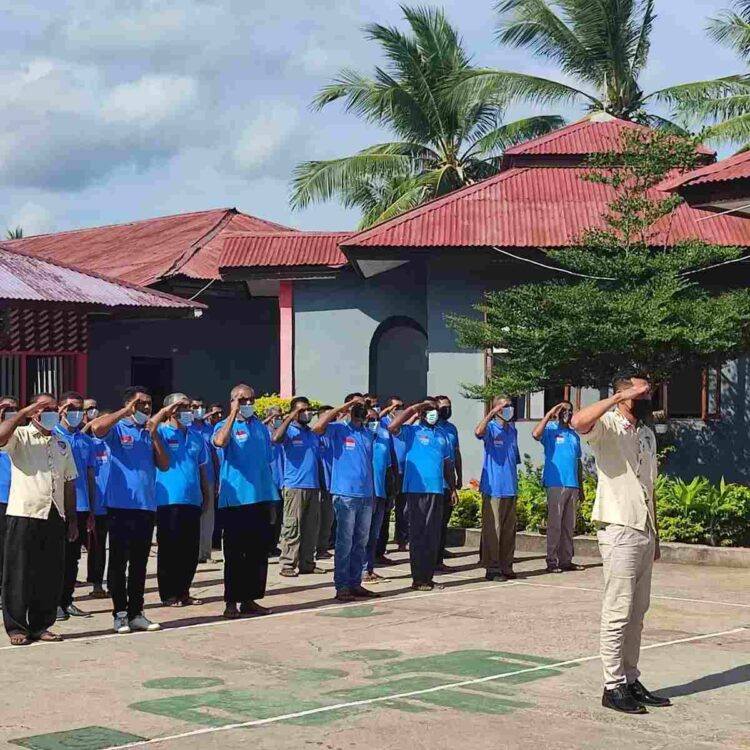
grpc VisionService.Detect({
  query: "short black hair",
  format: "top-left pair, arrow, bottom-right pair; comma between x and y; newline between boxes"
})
123,385 -> 151,404
210,402 -> 223,410
0,394 -> 17,403
59,391 -> 84,403
344,392 -> 363,403
385,395 -> 403,407
191,395 -> 205,403
612,369 -> 650,392
434,394 -> 450,402
290,395 -> 310,411
30,391 -> 55,402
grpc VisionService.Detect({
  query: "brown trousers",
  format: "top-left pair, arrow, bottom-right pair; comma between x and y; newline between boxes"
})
546,486 -> 578,568
279,488 -> 321,573
480,495 -> 517,574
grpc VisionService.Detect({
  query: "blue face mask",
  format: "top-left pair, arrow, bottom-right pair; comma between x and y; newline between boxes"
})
178,410 -> 194,427
366,421 -> 378,433
194,407 -> 206,420
38,412 -> 60,431
239,404 -> 255,419
424,410 -> 439,426
65,410 -> 84,429
132,410 -> 149,426
500,406 -> 515,422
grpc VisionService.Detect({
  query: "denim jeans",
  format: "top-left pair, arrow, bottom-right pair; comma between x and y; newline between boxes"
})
333,495 -> 373,591
364,497 -> 387,573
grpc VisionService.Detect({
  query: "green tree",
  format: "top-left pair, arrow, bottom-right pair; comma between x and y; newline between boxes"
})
290,5 -> 564,229
447,129 -> 750,397
453,0 -> 747,131
6,227 -> 22,239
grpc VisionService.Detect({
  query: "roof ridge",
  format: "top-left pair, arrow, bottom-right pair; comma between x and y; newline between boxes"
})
504,119 -> 592,155
224,230 -> 352,238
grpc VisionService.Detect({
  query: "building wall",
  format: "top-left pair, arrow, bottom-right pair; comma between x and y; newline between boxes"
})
87,297 -> 279,409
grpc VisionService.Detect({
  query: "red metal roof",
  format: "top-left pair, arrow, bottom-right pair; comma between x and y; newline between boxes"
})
0,244 -> 205,312
503,114 -> 715,159
220,232 -> 350,269
4,208 -> 293,287
343,166 -> 750,250
661,150 -> 750,191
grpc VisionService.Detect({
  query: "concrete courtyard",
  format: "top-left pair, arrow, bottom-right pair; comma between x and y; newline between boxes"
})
0,545 -> 748,750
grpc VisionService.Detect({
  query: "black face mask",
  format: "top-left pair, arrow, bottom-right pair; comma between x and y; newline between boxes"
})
632,399 -> 653,423
351,404 -> 368,421
438,405 -> 451,420
559,410 -> 572,424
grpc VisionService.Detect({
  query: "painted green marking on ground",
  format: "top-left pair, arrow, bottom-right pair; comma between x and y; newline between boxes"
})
338,648 -> 401,661
292,667 -> 349,682
143,677 -> 225,690
317,604 -> 382,618
10,726 -> 145,750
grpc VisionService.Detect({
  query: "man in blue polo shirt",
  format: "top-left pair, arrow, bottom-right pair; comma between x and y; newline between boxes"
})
54,391 -> 96,621
379,396 -> 408,554
313,393 -> 378,602
264,405 -> 285,557
389,398 -> 454,590
533,400 -> 585,574
315,405 -> 335,561
436,395 -> 462,570
272,396 -> 323,577
84,409 -> 111,599
155,393 -> 209,607
476,396 -> 521,582
91,386 -> 171,634
213,384 -> 279,619
0,395 -> 17,607
189,396 -> 219,564
363,407 -> 392,583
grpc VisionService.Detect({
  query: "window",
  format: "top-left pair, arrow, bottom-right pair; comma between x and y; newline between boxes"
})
663,364 -> 721,419
514,386 -> 572,421
0,353 -> 82,403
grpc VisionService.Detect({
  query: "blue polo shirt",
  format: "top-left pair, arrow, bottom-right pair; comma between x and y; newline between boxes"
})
373,425 -> 392,499
53,425 -> 96,512
400,423 -> 451,495
213,417 -> 280,507
281,423 -> 320,490
319,432 -> 333,491
103,419 -> 157,512
92,437 -> 111,516
268,426 -> 285,491
438,420 -> 459,461
156,424 -> 208,507
380,415 -> 407,476
326,421 -> 375,498
541,422 -> 581,488
189,421 -> 216,484
478,420 -> 520,498
0,453 -> 11,504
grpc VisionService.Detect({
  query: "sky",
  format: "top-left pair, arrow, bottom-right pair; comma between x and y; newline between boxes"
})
0,0 -> 743,237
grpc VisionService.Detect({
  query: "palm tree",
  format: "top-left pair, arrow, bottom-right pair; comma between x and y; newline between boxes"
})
290,5 -> 564,229
6,227 -> 23,240
453,0 -> 746,131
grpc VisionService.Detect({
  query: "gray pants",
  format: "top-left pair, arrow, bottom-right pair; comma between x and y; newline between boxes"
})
480,495 -> 517,574
545,486 -> 577,568
317,489 -> 334,555
405,493 -> 442,584
598,523 -> 655,690
199,483 -> 215,562
279,488 -> 321,573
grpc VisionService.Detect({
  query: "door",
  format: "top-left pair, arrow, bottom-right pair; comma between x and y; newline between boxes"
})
370,317 -> 428,404
131,357 -> 173,410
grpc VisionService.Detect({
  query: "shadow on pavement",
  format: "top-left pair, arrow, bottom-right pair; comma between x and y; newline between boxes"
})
661,665 -> 750,698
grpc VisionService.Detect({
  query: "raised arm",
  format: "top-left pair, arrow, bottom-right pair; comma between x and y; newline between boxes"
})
387,401 -> 430,435
475,402 -> 503,439
213,397 -> 241,448
149,403 -> 179,471
532,403 -> 564,442
312,400 -> 357,435
571,383 -> 650,435
0,400 -> 46,447
272,406 -> 302,443
90,397 -> 138,438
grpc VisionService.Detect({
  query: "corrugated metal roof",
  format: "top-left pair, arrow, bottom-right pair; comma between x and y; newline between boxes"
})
661,150 -> 750,191
0,244 -> 204,311
504,114 -> 715,158
220,232 -> 350,269
343,166 -> 750,249
4,208 -> 293,287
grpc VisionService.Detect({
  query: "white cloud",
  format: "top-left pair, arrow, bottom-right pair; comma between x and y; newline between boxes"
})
232,102 -> 300,174
5,201 -> 55,236
101,75 -> 198,125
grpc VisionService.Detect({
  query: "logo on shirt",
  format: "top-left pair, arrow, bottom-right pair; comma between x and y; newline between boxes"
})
95,451 -> 108,464
555,435 -> 566,444
235,429 -> 248,443
418,434 -> 431,446
344,436 -> 356,451
55,440 -> 68,455
493,437 -> 504,447
120,435 -> 134,448
167,438 -> 180,449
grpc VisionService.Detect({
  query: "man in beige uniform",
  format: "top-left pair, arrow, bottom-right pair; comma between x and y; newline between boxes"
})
0,393 -> 79,646
572,371 -> 672,714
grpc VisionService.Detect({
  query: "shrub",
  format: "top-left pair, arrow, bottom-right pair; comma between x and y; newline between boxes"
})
516,458 -> 547,532
451,487 -> 481,529
254,394 -> 322,419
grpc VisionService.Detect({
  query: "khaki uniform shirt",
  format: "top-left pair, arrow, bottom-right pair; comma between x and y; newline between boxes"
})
581,410 -> 657,531
1,424 -> 78,520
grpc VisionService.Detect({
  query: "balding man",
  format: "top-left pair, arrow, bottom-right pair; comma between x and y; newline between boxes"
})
213,385 -> 280,619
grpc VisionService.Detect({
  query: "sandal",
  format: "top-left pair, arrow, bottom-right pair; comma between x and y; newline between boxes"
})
180,597 -> 203,606
9,634 -> 30,646
223,605 -> 241,619
36,631 -> 63,642
279,568 -> 298,578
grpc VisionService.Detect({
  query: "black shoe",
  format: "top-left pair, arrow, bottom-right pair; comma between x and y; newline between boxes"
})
602,685 -> 648,714
442,549 -> 457,559
560,563 -> 586,572
546,566 -> 563,574
628,680 -> 672,707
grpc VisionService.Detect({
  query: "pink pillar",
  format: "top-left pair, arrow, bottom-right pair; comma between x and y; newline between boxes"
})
75,352 -> 88,396
279,280 -> 294,398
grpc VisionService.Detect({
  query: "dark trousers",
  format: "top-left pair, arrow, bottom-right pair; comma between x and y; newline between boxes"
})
405,494 -> 442,585
60,511 -> 90,608
317,489 -> 335,555
436,491 -> 453,565
376,496 -> 392,557
107,508 -> 155,619
87,515 -> 109,585
270,499 -> 283,553
395,493 -> 409,545
0,503 -> 6,599
220,502 -> 273,603
3,506 -> 66,637
212,491 -> 223,550
157,504 -> 201,602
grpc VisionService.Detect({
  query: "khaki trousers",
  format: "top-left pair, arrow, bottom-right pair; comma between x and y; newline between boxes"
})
279,488 -> 321,573
598,523 -> 655,690
480,495 -> 517,574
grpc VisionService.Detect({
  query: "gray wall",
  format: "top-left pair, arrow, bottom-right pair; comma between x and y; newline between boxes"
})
88,297 -> 279,409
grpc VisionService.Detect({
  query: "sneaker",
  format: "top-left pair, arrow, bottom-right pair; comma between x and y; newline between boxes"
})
335,588 -> 355,602
65,604 -> 91,618
546,566 -> 564,574
113,612 -> 131,634
316,550 -> 333,560
129,613 -> 161,632
560,563 -> 586,572
362,571 -> 384,583
350,585 -> 380,599
56,606 -> 69,621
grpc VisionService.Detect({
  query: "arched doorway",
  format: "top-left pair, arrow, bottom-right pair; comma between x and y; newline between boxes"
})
369,316 -> 428,404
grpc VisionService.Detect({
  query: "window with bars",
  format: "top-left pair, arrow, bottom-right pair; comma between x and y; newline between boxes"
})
0,353 -> 81,403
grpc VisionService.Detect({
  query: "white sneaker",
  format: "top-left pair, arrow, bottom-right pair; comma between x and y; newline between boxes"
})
113,612 -> 131,634
129,613 -> 160,632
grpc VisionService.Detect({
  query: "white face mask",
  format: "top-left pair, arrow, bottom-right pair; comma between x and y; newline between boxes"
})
65,410 -> 84,429
177,410 -> 195,427
500,406 -> 515,422
38,412 -> 60,431
132,410 -> 149,426
424,410 -> 439,426
86,408 -> 99,420
194,407 -> 206,420
239,404 -> 255,419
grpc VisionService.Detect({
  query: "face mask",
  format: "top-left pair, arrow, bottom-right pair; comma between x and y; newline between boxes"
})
632,399 -> 653,423
38,412 -> 60,431
559,409 -> 573,424
194,407 -> 206,420
65,410 -> 84,428
500,406 -> 515,422
2,411 -> 17,421
298,412 -> 311,425
438,405 -> 452,420
424,410 -> 439,426
86,408 -> 99,420
239,404 -> 255,419
366,421 -> 379,433
351,404 -> 367,421
178,410 -> 194,427
132,410 -> 149,426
